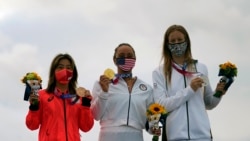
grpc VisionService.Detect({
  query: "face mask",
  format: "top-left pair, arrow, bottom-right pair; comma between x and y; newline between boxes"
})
168,41 -> 187,57
116,58 -> 136,71
55,69 -> 73,84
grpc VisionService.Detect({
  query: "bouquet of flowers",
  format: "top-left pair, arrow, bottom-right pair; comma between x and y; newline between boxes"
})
214,61 -> 237,98
146,103 -> 168,141
21,72 -> 42,104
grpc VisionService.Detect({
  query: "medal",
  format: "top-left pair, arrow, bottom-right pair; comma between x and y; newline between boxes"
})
104,68 -> 115,79
104,68 -> 119,84
76,87 -> 86,97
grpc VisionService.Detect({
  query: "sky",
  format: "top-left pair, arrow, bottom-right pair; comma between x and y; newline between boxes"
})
0,0 -> 249,141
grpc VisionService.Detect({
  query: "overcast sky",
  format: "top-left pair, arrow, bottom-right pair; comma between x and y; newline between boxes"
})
0,0 -> 249,141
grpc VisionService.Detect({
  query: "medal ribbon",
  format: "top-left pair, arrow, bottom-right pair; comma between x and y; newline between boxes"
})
60,94 -> 76,99
172,62 -> 195,76
115,73 -> 132,78
111,73 -> 132,85
54,88 -> 78,104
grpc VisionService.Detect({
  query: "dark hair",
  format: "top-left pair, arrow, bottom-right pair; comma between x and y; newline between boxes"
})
162,25 -> 193,82
113,43 -> 136,60
46,53 -> 78,94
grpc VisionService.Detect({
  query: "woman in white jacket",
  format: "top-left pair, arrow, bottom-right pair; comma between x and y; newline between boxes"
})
152,25 -> 227,141
91,43 -> 155,141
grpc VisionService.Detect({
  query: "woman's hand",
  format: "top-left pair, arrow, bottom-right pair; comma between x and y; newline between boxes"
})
151,127 -> 161,136
99,75 -> 111,92
76,87 -> 91,97
215,82 -> 226,95
190,77 -> 204,91
29,93 -> 39,105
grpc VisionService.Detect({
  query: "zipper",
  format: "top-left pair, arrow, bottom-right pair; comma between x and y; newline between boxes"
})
63,98 -> 69,141
126,93 -> 132,125
182,67 -> 190,140
126,81 -> 133,126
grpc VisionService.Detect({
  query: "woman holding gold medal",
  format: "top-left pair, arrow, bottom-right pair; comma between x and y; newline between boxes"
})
25,53 -> 94,141
91,43 -> 157,141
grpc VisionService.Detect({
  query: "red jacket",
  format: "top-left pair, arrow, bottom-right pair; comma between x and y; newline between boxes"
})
26,89 -> 94,141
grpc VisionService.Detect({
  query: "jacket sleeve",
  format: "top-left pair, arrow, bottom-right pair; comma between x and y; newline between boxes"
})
197,63 -> 221,110
152,66 -> 195,112
90,81 -> 109,121
25,104 -> 41,130
79,98 -> 94,132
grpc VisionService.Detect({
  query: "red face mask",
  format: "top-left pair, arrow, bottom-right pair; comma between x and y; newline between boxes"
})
55,69 -> 73,84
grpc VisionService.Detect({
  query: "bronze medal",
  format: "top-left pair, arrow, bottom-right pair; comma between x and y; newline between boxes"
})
76,87 -> 86,97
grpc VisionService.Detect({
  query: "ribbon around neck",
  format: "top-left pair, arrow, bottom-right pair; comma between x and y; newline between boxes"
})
111,73 -> 132,84
53,89 -> 78,104
172,62 -> 196,76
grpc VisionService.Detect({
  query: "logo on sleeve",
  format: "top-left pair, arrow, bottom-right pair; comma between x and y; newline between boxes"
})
153,83 -> 157,88
139,84 -> 147,91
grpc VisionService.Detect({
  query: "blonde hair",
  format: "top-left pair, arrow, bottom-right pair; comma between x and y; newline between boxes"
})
161,25 -> 194,83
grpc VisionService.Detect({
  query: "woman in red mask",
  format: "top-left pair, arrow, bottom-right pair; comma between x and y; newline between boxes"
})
25,53 -> 94,141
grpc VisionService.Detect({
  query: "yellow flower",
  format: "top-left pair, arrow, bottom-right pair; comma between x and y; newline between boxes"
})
218,61 -> 237,77
21,72 -> 42,83
146,103 -> 167,116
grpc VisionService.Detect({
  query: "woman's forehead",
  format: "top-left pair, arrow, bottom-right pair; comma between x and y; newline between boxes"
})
116,45 -> 134,53
58,59 -> 71,65
169,30 -> 184,37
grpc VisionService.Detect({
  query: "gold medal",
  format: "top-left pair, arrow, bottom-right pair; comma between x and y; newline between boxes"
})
104,68 -> 115,79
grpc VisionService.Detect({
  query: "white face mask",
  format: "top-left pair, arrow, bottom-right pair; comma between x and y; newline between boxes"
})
168,41 -> 187,57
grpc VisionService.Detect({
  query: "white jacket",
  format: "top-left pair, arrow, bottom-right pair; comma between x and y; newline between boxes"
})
91,77 -> 154,130
152,62 -> 221,141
